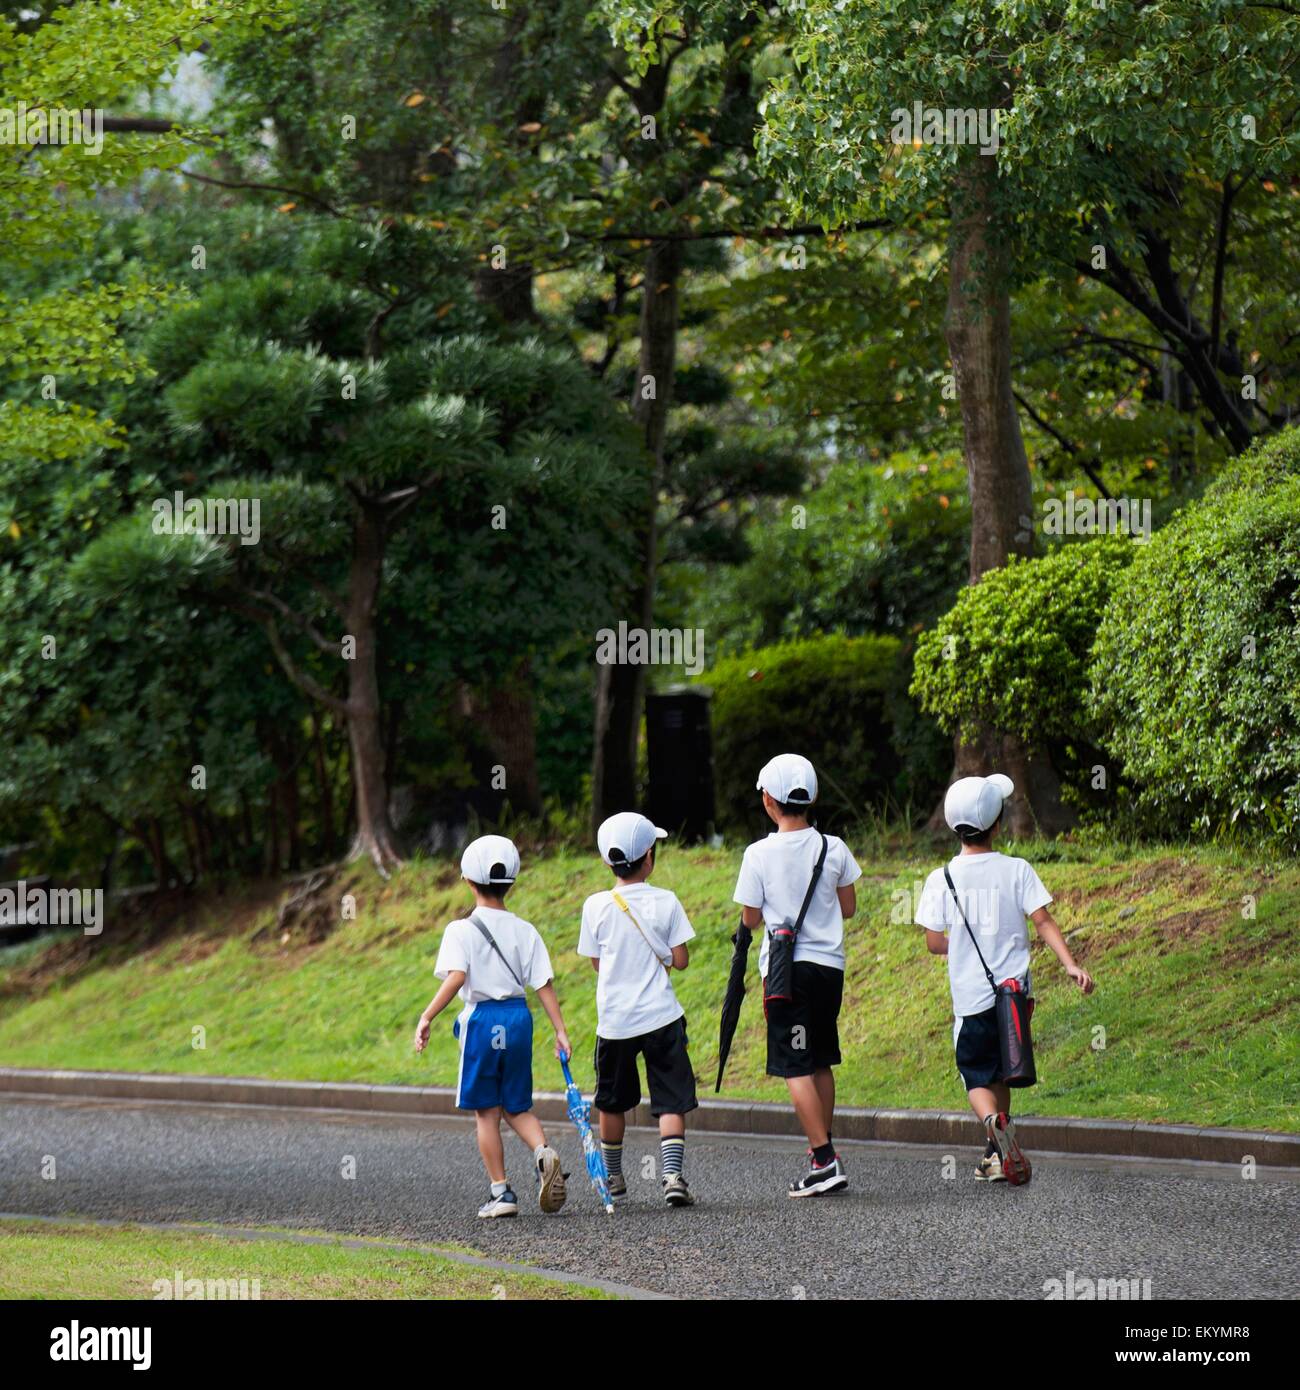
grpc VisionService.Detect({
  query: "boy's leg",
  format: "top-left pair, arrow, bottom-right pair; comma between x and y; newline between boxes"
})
502,1108 -> 546,1151
813,1066 -> 835,1138
504,1108 -> 567,1213
643,1019 -> 696,1206
593,1035 -> 639,1200
785,1075 -> 829,1148
475,1108 -> 507,1183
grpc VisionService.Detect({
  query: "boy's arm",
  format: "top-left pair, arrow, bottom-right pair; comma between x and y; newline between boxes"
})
924,929 -> 948,956
1029,906 -> 1094,993
670,943 -> 689,970
740,905 -> 763,929
414,971 -> 465,1052
837,884 -> 857,919
534,980 -> 572,1060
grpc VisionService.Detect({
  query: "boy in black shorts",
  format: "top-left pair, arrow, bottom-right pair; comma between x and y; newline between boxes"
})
579,812 -> 698,1207
733,754 -> 862,1197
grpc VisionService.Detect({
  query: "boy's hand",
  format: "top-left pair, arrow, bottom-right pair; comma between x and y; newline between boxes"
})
554,1030 -> 572,1062
414,1017 -> 431,1053
1067,964 -> 1095,994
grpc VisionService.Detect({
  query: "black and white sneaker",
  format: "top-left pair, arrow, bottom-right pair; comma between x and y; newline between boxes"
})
662,1174 -> 694,1207
788,1152 -> 848,1198
478,1188 -> 519,1219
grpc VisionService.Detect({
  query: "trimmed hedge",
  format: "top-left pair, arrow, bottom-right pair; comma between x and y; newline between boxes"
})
697,633 -> 913,833
910,535 -> 1137,750
1088,430 -> 1300,844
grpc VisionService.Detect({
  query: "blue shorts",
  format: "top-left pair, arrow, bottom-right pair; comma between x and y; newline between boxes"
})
454,996 -> 534,1113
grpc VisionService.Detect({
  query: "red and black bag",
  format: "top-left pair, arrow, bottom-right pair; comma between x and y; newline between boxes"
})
943,866 -> 1037,1087
763,832 -> 828,1010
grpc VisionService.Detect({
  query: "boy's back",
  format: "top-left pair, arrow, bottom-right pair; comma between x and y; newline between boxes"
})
436,905 -> 553,1002
734,826 -> 860,974
579,882 -> 693,1039
916,850 -> 1051,1017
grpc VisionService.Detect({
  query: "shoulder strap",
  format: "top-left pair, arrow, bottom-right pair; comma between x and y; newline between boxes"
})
610,890 -> 671,974
468,911 -> 528,993
786,832 -> 829,942
942,866 -> 997,989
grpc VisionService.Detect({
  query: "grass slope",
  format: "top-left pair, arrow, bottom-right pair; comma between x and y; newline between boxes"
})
0,836 -> 1295,1131
0,1219 -> 615,1300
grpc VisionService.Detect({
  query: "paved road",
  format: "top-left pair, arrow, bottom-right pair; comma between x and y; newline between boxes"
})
2,1096 -> 1296,1300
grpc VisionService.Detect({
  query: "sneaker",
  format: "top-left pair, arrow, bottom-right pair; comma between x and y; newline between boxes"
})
987,1113 -> 1032,1186
974,1152 -> 1007,1182
607,1172 -> 628,1202
477,1188 -> 519,1219
536,1146 -> 567,1213
788,1151 -> 848,1198
662,1174 -> 695,1207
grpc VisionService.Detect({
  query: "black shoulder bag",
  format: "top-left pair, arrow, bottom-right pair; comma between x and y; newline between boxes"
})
943,867 -> 1036,1086
763,833 -> 828,1009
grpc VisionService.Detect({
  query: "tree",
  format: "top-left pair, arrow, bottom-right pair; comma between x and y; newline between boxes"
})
74,218 -> 644,872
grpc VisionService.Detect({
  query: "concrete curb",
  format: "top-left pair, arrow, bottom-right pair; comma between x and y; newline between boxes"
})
2,1066 -> 1296,1168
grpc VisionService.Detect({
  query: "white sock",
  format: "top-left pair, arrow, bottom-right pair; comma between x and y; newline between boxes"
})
490,1180 -> 508,1197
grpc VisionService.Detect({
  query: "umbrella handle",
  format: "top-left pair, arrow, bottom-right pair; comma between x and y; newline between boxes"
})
559,1052 -> 576,1088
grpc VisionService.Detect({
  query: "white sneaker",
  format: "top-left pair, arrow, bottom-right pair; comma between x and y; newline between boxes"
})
478,1188 -> 519,1218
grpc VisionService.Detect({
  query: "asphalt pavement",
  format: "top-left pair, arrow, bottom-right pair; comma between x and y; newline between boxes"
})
2,1096 -> 1296,1300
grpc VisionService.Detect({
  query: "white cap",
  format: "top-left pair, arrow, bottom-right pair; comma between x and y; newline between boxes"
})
756,753 -> 818,806
597,812 -> 667,868
460,834 -> 520,885
943,774 -> 1014,833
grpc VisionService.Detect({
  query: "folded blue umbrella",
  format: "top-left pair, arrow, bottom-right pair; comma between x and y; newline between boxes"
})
559,1053 -> 614,1214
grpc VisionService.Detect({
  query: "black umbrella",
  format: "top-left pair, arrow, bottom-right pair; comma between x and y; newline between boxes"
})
715,917 -> 753,1093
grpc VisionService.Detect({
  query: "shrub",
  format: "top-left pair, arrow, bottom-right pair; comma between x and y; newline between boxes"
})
1088,431 -> 1300,844
697,633 -> 913,834
911,535 -> 1138,751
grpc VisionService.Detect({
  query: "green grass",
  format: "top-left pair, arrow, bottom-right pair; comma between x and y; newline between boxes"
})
0,1218 -> 616,1300
0,836 -> 1296,1131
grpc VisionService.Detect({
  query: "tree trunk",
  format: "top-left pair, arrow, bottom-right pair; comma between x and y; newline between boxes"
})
592,235 -> 683,829
345,503 -> 405,873
310,708 -> 337,855
471,659 -> 543,817
937,157 -> 1073,836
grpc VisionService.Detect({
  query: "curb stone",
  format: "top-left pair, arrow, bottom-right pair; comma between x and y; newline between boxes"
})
1,1066 -> 1295,1168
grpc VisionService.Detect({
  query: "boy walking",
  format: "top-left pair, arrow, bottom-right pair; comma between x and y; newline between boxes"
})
733,754 -> 862,1197
916,775 -> 1094,1185
579,812 -> 698,1207
414,834 -> 571,1219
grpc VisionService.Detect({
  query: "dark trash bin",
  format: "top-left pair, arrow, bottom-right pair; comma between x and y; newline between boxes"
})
645,688 -> 715,844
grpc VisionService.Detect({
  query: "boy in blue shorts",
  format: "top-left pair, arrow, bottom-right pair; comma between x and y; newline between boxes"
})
414,834 -> 572,1218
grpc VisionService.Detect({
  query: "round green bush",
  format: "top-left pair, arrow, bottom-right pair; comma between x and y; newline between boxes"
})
1088,432 -> 1300,844
910,535 -> 1138,750
697,633 -> 912,834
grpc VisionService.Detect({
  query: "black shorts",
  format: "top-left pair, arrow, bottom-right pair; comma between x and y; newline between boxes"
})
955,1007 -> 1002,1090
765,961 -> 843,1078
594,1016 -> 698,1117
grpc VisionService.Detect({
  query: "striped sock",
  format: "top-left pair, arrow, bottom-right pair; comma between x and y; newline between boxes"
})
660,1136 -> 685,1178
601,1140 -> 623,1178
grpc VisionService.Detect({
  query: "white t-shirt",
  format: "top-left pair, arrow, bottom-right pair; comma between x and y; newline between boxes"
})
434,906 -> 554,1004
732,827 -> 863,975
578,882 -> 695,1040
915,852 -> 1052,1017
